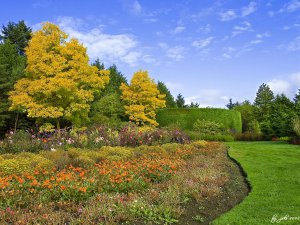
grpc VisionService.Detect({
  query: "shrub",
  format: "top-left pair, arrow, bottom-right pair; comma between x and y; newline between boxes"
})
234,132 -> 266,141
157,108 -> 242,133
0,153 -> 54,174
187,131 -> 234,142
3,130 -> 42,153
193,119 -> 226,135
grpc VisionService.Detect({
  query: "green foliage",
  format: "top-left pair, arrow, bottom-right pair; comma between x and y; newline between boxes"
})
3,130 -> 42,153
0,20 -> 32,55
0,153 -> 54,175
233,100 -> 260,133
292,117 -> 300,137
157,81 -> 177,108
90,93 -> 125,126
294,89 -> 300,116
269,94 -> 295,137
157,108 -> 242,133
187,131 -> 234,142
0,41 -> 27,134
175,93 -> 186,108
193,119 -> 226,135
226,98 -> 239,109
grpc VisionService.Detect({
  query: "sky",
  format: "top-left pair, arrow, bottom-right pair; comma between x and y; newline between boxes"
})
1,0 -> 300,107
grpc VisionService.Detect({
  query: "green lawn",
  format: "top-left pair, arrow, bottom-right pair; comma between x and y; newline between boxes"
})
213,141 -> 300,225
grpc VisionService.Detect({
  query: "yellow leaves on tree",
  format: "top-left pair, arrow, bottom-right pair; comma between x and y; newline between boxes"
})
9,22 -> 109,127
120,70 -> 166,126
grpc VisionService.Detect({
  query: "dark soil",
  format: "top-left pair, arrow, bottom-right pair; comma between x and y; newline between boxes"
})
176,148 -> 250,225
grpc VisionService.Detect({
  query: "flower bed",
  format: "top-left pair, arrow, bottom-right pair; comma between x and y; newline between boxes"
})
0,141 -> 232,224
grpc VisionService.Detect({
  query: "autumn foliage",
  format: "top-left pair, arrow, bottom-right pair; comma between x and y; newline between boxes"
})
8,23 -> 109,127
120,70 -> 166,126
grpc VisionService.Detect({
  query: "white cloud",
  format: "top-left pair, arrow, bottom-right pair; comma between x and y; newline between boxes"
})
192,36 -> 214,49
219,2 -> 257,21
165,82 -> 184,95
290,72 -> 300,85
197,24 -> 211,34
56,16 -> 150,67
283,24 -> 300,30
159,43 -> 186,61
285,0 -> 300,12
268,79 -> 291,95
186,89 -> 229,108
256,32 -> 271,38
249,39 -> 263,45
172,26 -> 186,34
232,21 -> 252,36
219,10 -> 237,21
286,36 -> 300,51
270,0 -> 300,16
241,2 -> 257,17
222,46 -> 236,59
131,0 -> 142,14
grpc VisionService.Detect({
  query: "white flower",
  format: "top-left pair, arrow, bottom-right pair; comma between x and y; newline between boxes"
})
50,148 -> 56,152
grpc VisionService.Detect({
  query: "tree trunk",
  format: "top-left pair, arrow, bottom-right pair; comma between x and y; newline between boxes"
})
56,119 -> 60,137
14,112 -> 19,133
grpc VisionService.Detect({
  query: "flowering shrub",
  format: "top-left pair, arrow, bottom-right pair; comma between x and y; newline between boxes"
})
0,123 -> 190,153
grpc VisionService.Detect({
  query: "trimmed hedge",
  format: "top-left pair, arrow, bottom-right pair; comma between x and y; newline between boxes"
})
157,108 -> 242,133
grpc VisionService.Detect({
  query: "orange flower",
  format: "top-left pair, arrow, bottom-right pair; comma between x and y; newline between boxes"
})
17,177 -> 24,184
60,185 -> 66,190
78,187 -> 87,193
30,179 -> 39,186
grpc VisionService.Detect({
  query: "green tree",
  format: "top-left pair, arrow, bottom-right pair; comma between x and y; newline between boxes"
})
0,41 -> 27,135
157,81 -> 177,108
89,61 -> 127,124
0,20 -> 32,55
269,94 -> 295,137
226,98 -> 239,109
90,93 -> 125,127
294,89 -> 300,116
176,93 -> 186,108
233,100 -> 259,133
254,83 -> 274,136
189,102 -> 200,108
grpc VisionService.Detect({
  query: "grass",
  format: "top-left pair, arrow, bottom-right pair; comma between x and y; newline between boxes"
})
213,141 -> 300,225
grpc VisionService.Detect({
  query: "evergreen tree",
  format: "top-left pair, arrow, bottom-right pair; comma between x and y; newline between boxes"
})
294,89 -> 300,116
254,83 -> 274,112
92,58 -> 105,70
0,20 -> 32,55
189,102 -> 200,108
176,93 -> 186,108
254,83 -> 274,136
226,98 -> 239,109
157,81 -> 177,108
0,41 -> 27,135
269,94 -> 295,137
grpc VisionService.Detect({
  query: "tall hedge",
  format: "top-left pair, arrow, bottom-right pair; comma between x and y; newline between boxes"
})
157,108 -> 242,133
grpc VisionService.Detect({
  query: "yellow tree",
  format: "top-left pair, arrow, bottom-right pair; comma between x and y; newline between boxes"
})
9,22 -> 109,129
120,70 -> 166,126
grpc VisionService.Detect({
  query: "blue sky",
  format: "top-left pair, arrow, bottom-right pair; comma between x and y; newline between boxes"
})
1,0 -> 300,107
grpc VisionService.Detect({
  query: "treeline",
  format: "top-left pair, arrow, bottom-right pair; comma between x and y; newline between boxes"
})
227,83 -> 300,138
0,20 -> 194,137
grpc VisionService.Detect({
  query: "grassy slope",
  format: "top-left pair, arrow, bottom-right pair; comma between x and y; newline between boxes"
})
213,141 -> 300,225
